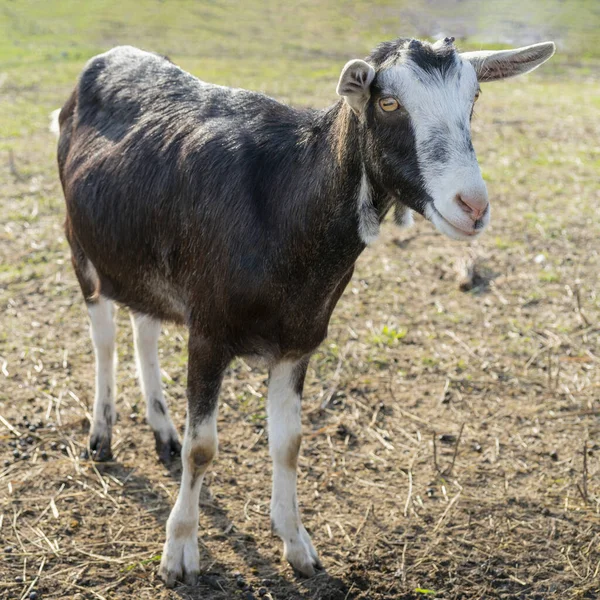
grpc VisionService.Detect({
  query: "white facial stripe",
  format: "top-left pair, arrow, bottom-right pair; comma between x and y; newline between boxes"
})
379,55 -> 489,236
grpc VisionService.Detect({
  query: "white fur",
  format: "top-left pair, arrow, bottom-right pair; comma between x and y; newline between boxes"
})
268,361 -> 320,575
49,109 -> 60,137
160,411 -> 218,585
357,169 -> 380,244
379,57 -> 489,240
130,312 -> 179,445
88,296 -> 117,439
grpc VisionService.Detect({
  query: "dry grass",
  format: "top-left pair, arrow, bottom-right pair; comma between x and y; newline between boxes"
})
1,3 -> 600,599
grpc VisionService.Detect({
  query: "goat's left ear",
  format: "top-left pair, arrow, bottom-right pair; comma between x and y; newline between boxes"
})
461,42 -> 555,82
337,59 -> 375,114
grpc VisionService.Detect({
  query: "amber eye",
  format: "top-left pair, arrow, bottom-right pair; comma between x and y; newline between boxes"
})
474,89 -> 481,103
379,97 -> 400,112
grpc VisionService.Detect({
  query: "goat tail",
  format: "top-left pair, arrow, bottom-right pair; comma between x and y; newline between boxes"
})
49,108 -> 61,137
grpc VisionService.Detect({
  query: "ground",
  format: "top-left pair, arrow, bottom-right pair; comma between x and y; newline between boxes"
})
1,2 -> 599,599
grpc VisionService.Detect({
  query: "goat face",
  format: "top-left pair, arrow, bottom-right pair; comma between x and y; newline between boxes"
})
337,37 -> 555,241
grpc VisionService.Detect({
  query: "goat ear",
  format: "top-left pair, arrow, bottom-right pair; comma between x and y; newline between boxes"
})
461,42 -> 555,82
337,59 -> 375,114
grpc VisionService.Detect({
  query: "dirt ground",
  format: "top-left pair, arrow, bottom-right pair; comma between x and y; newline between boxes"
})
1,8 -> 600,600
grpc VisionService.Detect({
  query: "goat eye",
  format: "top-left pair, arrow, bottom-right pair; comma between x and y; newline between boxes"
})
474,90 -> 481,103
378,97 -> 399,112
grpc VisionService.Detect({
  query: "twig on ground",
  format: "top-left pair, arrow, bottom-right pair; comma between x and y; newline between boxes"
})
444,423 -> 465,477
433,432 -> 441,475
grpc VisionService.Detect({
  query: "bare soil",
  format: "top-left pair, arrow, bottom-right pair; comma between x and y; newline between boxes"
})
1,33 -> 599,600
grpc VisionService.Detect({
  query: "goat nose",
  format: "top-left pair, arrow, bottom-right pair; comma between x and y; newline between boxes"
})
455,193 -> 489,221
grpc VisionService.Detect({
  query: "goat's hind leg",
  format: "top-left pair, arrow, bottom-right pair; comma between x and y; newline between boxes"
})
130,312 -> 181,463
70,241 -> 117,461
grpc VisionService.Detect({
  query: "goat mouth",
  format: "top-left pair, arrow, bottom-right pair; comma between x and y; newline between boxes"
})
429,205 -> 482,240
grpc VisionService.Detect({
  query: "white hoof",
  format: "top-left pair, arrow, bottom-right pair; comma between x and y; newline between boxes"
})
159,527 -> 200,588
283,526 -> 322,577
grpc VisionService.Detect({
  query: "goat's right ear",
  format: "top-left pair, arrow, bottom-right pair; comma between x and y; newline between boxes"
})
337,59 -> 375,115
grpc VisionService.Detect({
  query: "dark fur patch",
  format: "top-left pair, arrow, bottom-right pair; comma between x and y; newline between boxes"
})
103,401 -> 113,427
189,443 -> 216,488
422,126 -> 451,164
292,356 -> 310,397
152,398 -> 166,416
286,434 -> 302,471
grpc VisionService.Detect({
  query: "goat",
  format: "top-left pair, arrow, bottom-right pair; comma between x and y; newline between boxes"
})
56,36 -> 554,585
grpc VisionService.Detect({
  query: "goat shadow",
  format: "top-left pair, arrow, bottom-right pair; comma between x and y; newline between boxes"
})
96,458 -> 353,600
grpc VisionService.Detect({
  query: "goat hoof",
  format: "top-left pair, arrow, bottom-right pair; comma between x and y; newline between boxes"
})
84,435 -> 113,462
284,533 -> 323,578
154,432 -> 182,464
159,533 -> 199,587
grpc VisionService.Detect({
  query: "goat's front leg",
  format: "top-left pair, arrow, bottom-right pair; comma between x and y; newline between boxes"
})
159,335 -> 229,587
268,358 -> 322,576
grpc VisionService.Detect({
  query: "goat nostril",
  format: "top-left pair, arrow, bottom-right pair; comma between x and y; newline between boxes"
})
455,194 -> 488,220
455,195 -> 473,215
